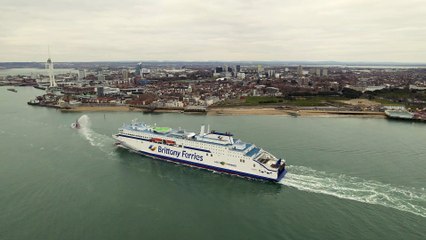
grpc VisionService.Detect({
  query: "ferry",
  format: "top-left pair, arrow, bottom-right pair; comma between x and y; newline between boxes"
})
113,121 -> 287,182
384,108 -> 414,120
385,107 -> 426,122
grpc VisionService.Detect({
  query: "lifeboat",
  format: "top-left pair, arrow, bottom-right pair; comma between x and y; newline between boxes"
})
151,138 -> 162,143
165,140 -> 176,146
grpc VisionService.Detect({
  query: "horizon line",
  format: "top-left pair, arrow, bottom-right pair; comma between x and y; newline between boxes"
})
1,60 -> 426,65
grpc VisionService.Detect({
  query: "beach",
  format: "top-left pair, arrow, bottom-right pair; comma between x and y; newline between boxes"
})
208,107 -> 385,117
60,105 -> 386,117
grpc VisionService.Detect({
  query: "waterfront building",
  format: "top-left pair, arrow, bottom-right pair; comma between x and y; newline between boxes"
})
46,57 -> 57,88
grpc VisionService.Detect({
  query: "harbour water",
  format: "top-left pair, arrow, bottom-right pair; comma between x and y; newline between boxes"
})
0,68 -> 77,77
0,87 -> 425,239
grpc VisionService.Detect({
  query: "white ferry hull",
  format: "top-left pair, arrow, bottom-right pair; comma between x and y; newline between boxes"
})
113,133 -> 287,182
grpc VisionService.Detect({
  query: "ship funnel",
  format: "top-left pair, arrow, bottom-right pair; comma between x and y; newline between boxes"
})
200,125 -> 205,135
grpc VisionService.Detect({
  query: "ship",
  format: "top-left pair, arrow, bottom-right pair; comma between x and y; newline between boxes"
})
384,109 -> 414,120
385,107 -> 426,122
33,85 -> 47,90
113,121 -> 287,182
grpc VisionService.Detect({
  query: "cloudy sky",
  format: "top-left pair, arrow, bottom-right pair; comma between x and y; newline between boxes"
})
0,0 -> 425,62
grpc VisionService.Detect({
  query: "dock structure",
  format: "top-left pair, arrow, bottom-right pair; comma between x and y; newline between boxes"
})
184,106 -> 207,113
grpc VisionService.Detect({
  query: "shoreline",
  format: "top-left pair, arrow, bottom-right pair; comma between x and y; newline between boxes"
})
59,105 -> 386,118
208,107 -> 385,118
60,105 -> 142,112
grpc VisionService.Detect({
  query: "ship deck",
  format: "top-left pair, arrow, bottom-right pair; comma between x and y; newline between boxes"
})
122,123 -> 255,152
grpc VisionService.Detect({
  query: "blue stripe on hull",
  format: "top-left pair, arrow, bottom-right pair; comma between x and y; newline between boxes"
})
136,149 -> 281,182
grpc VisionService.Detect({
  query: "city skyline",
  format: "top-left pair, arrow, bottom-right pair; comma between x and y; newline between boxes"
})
0,0 -> 425,63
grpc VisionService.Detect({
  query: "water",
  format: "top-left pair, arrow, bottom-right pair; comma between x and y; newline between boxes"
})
0,68 -> 77,77
0,87 -> 425,240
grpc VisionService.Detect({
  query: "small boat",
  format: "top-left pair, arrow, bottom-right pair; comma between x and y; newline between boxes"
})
27,99 -> 40,106
287,110 -> 300,117
71,119 -> 81,129
7,88 -> 17,93
34,85 -> 47,90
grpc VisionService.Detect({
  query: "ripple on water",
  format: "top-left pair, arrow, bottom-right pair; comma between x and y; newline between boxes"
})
281,165 -> 426,218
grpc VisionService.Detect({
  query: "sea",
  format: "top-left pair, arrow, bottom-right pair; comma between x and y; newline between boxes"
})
0,86 -> 425,240
0,68 -> 77,77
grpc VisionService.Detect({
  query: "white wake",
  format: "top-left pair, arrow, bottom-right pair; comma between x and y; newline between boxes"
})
280,165 -> 426,218
76,115 -> 115,156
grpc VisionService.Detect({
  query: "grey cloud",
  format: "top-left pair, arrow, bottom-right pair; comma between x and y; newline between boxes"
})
0,0 -> 425,62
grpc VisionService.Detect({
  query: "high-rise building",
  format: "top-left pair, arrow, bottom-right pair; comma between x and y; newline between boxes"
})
236,65 -> 241,73
122,69 -> 129,80
322,68 -> 328,76
135,62 -> 142,76
315,68 -> 321,76
215,67 -> 223,73
297,65 -> 303,77
78,69 -> 86,80
257,64 -> 264,73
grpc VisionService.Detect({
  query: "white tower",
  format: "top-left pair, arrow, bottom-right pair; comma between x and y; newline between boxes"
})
46,47 -> 57,88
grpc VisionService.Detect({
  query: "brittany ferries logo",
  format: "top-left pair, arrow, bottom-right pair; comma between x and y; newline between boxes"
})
149,145 -> 157,151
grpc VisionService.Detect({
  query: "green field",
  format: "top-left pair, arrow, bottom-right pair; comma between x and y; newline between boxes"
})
245,96 -> 282,105
244,96 -> 346,106
371,98 -> 404,106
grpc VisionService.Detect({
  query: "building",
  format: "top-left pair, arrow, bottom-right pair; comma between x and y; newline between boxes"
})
135,62 -> 142,76
267,70 -> 275,78
237,72 -> 246,80
78,69 -> 87,80
315,68 -> 321,76
122,69 -> 129,80
297,65 -> 303,77
97,74 -> 105,81
215,67 -> 223,73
